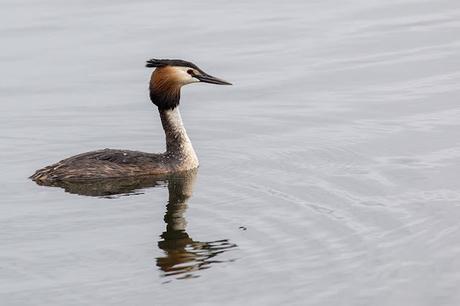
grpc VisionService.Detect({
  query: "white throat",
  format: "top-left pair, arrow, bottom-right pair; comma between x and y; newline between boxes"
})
159,107 -> 199,169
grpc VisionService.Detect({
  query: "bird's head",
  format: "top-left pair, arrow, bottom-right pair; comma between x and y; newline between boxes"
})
146,59 -> 231,110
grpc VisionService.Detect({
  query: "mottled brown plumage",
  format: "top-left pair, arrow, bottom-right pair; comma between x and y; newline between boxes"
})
31,149 -> 169,182
31,58 -> 231,184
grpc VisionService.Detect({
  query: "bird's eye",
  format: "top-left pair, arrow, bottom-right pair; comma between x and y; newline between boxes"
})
187,69 -> 194,75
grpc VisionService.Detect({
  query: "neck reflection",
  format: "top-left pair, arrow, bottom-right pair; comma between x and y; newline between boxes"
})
157,170 -> 237,279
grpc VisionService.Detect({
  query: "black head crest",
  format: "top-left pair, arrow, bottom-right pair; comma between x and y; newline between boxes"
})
145,58 -> 201,72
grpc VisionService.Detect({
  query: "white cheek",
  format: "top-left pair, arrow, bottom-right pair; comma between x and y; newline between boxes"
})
176,69 -> 196,84
181,73 -> 199,84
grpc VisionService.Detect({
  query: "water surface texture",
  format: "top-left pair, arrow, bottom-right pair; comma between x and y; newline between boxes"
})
2,0 -> 460,305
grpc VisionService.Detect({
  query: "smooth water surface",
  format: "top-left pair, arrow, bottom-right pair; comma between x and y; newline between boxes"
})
1,0 -> 460,305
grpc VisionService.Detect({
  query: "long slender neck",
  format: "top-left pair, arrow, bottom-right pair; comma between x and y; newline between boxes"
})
159,107 -> 198,167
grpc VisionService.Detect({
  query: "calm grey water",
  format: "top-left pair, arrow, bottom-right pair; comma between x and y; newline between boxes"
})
2,0 -> 460,305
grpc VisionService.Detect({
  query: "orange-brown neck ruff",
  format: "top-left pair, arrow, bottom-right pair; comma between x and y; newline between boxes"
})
149,66 -> 182,110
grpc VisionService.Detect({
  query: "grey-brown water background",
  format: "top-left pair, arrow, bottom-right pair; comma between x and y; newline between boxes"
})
2,0 -> 460,305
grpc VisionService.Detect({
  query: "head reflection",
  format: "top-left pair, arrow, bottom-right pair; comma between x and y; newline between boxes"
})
157,170 -> 237,279
37,169 -> 237,279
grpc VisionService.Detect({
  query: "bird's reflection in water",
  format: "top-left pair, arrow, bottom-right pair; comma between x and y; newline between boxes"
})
35,175 -> 167,197
35,169 -> 237,279
158,170 -> 237,279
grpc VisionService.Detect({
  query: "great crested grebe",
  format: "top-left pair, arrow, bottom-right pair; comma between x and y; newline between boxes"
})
31,59 -> 231,183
